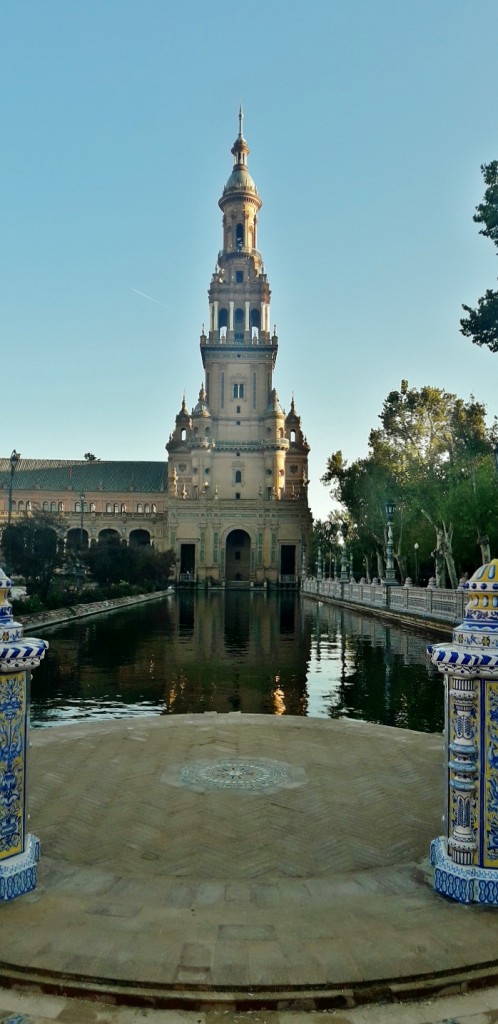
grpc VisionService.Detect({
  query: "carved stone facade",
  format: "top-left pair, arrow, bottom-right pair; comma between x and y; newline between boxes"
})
1,116 -> 312,586
165,114 -> 311,584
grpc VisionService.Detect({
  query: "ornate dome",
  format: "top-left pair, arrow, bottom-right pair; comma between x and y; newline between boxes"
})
463,559 -> 498,617
223,166 -> 258,196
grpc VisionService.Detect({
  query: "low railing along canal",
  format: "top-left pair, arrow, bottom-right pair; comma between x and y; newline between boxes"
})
302,577 -> 467,627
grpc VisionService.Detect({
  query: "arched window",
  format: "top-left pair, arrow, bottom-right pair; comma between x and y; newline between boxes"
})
18,500 -> 24,511
11,500 -> 16,511
58,501 -> 64,512
181,428 -> 187,441
75,501 -> 81,513
151,503 -> 157,513
250,308 -> 260,329
144,504 -> 150,514
42,501 -> 49,511
90,502 -> 96,512
234,307 -> 244,341
114,503 -> 119,513
233,383 -> 244,399
218,308 -> 228,328
137,503 -> 143,513
106,503 -> 112,513
121,504 -> 127,514
235,470 -> 242,484
290,429 -> 296,443
50,502 -> 56,512
235,223 -> 244,249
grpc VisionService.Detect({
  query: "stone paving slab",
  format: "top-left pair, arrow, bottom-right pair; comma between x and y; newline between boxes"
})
2,714 -> 498,1012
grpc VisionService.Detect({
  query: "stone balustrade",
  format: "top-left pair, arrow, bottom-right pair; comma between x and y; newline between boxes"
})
302,578 -> 467,627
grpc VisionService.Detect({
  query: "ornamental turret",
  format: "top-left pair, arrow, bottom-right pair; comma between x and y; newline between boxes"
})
204,108 -> 272,350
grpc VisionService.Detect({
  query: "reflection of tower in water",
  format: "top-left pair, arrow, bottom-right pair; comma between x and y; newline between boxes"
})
165,591 -> 309,715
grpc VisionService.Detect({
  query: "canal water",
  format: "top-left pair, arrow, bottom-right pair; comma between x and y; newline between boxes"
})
30,591 -> 444,733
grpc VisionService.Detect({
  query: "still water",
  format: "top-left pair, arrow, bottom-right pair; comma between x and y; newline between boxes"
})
30,591 -> 444,733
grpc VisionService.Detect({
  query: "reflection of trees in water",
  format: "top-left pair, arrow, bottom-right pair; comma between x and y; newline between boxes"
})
307,602 -> 443,734
30,593 -> 442,731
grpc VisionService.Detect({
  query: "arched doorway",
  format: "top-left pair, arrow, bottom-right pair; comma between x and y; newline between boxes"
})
66,527 -> 89,552
129,529 -> 151,548
98,528 -> 120,544
225,529 -> 251,582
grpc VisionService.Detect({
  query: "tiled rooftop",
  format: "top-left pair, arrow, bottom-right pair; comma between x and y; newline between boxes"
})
0,459 -> 168,494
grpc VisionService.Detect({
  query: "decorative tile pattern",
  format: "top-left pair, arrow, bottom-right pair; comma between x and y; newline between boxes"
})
428,559 -> 498,903
179,757 -> 293,791
0,671 -> 26,861
0,569 -> 47,901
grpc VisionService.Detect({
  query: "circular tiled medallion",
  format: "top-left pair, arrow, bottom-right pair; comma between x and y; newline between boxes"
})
179,757 -> 292,792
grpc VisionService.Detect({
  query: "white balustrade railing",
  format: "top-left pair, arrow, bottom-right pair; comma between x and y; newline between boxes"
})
302,578 -> 466,626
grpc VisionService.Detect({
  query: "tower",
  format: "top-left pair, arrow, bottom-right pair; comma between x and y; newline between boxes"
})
166,113 -> 311,585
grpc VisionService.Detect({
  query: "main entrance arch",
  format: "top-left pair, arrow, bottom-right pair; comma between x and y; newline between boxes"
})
225,529 -> 251,582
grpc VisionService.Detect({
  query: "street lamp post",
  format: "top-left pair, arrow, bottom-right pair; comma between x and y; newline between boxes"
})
7,450 -> 21,526
340,522 -> 349,582
384,499 -> 397,585
79,493 -> 85,550
414,542 -> 419,587
317,543 -> 323,582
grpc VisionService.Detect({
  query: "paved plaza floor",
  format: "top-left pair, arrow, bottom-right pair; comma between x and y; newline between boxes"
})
3,713 -> 498,1022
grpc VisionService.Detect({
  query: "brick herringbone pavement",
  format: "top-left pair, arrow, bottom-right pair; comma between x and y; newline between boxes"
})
28,714 -> 444,879
9,714 -> 498,1002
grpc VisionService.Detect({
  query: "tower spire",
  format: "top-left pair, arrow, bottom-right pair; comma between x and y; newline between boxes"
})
238,104 -> 244,139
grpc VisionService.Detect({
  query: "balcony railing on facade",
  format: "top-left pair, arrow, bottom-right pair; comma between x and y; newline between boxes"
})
201,328 -> 274,347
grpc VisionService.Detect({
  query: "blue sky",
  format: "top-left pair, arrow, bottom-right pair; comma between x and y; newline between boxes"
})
3,0 -> 498,520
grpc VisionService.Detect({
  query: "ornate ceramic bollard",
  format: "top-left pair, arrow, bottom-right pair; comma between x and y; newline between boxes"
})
0,568 -> 48,900
428,559 -> 498,904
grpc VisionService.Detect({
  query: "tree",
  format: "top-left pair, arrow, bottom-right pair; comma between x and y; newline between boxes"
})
321,452 -> 390,579
461,161 -> 498,353
2,509 -> 65,599
85,535 -> 175,589
84,452 -> 98,461
322,381 -> 498,587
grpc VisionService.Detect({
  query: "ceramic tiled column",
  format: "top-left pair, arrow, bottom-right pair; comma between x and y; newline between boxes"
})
428,559 -> 498,904
0,568 -> 48,901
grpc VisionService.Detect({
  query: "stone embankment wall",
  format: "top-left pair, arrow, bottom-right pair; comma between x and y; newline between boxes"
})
302,578 -> 465,631
18,589 -> 172,632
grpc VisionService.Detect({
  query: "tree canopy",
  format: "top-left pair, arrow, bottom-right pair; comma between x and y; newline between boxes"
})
461,161 -> 498,353
322,381 -> 498,587
2,509 -> 65,598
85,535 -> 175,588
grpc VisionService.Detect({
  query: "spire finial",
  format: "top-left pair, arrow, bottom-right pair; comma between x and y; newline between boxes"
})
238,104 -> 244,138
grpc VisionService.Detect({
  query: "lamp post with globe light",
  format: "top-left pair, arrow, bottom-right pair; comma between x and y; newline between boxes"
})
7,450 -> 21,526
79,493 -> 85,550
414,542 -> 419,586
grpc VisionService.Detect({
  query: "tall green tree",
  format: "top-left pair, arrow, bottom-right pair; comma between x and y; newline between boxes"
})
2,509 -> 65,598
461,161 -> 498,353
85,535 -> 175,588
322,381 -> 498,587
321,452 -> 391,579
